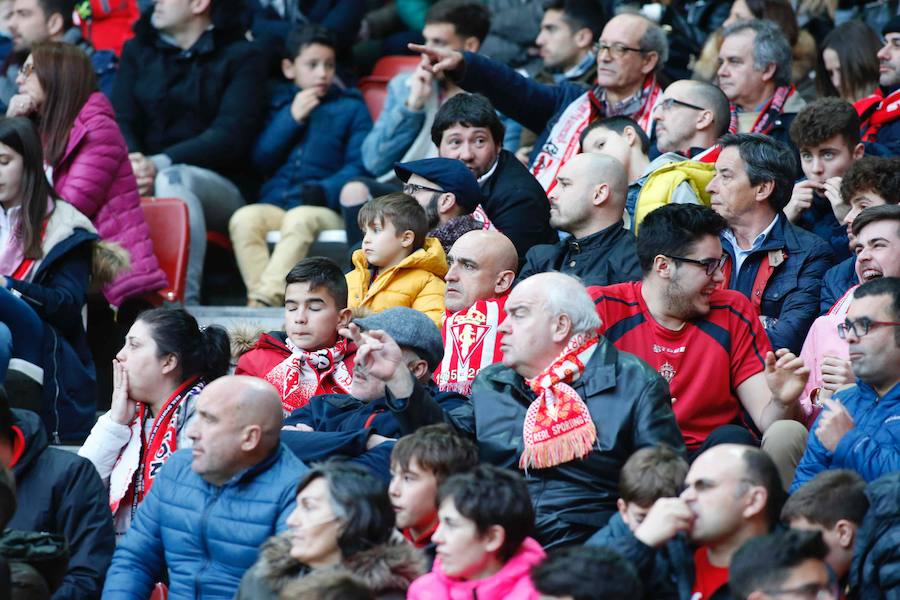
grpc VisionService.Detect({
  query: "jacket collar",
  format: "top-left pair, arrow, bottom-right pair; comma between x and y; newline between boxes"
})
214,443 -> 286,488
566,220 -> 627,253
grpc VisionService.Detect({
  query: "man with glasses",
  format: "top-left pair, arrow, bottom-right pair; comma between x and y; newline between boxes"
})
652,80 -> 731,158
589,204 -> 810,488
791,276 -> 900,491
407,12 -> 667,191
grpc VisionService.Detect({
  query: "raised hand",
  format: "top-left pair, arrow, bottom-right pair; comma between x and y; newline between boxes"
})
407,43 -> 465,77
765,348 -> 810,409
405,61 -> 434,111
634,497 -> 695,548
815,398 -> 854,452
290,88 -> 322,124
784,180 -> 821,223
110,360 -> 137,426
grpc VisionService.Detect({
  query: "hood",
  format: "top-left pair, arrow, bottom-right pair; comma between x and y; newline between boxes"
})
352,237 -> 448,278
432,537 -> 545,596
10,409 -> 49,478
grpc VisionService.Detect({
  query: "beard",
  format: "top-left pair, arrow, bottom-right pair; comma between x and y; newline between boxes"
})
664,277 -> 704,321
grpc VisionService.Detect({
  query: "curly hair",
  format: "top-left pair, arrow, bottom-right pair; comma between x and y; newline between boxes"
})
789,97 -> 860,150
840,156 -> 900,203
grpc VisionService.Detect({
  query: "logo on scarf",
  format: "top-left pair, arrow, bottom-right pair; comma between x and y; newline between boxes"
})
449,308 -> 490,364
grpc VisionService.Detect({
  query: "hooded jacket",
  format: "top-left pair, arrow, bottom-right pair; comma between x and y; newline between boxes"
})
8,409 -> 115,600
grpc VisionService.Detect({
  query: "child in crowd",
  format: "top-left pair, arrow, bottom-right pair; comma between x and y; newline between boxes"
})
229,24 -> 372,308
407,464 -> 545,599
236,257 -> 355,415
346,193 -> 448,327
389,424 -> 479,566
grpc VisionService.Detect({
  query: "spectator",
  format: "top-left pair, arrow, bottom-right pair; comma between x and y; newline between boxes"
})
717,19 -> 805,148
346,193 -> 447,327
729,529 -> 836,600
580,116 -> 705,230
246,0 -> 364,54
228,26 -> 371,308
6,41 -> 165,308
78,308 -> 230,537
601,445 -> 785,599
279,307 -> 468,481
653,79 -> 731,158
708,133 -> 833,353
846,472 -> 900,599
437,272 -> 684,547
786,98 -> 865,261
530,546 -> 643,600
389,424 -> 478,566
102,376 -> 307,599
791,277 -> 900,491
237,461 -> 423,599
816,20 -> 882,103
410,11 -> 668,190
408,464 -> 545,599
589,204 -> 809,487
0,117 -> 103,440
436,229 -> 517,396
1,392 -> 115,600
431,93 -> 557,257
518,152 -> 641,285
112,0 -> 265,305
477,0 -> 544,72
235,257 -> 356,414
782,469 -> 868,589
860,16 -> 900,154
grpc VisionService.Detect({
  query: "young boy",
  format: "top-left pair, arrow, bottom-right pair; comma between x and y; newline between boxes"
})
346,193 -> 448,327
229,24 -> 372,308
389,424 -> 479,565
235,257 -> 355,415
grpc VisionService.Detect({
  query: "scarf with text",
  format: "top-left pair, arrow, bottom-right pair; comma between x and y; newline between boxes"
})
520,332 -> 599,471
727,85 -> 795,135
856,87 -> 900,142
531,76 -> 661,191
265,337 -> 354,415
434,294 -> 507,397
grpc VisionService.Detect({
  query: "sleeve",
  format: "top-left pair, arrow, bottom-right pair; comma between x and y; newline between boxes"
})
110,42 -> 143,152
360,75 -> 427,176
77,412 -> 133,486
632,372 -> 686,457
832,412 -> 900,483
410,274 -> 446,328
314,100 -> 374,209
280,430 -> 370,463
789,413 -> 830,493
383,377 -> 470,434
53,117 -> 123,219
729,295 -> 772,388
250,100 -> 305,175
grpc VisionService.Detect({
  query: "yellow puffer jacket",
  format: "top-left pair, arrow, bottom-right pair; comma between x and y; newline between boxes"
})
346,237 -> 448,327
634,160 -> 714,233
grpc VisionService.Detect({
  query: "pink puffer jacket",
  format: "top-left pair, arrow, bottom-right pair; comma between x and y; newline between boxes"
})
53,92 -> 166,308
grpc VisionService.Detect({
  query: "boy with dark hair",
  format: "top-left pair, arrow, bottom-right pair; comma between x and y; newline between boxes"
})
346,193 -> 447,327
531,546 -> 643,600
236,257 -> 356,415
389,424 -> 478,561
729,530 -> 835,600
786,98 -> 866,260
230,24 -> 372,307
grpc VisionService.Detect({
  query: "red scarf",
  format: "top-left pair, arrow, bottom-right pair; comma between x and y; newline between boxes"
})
727,85 -> 795,135
265,337 -> 354,415
856,88 -> 900,142
434,295 -> 507,397
520,332 -> 599,471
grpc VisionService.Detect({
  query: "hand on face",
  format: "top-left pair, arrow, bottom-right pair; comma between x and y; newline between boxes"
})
5,93 -> 36,117
110,360 -> 137,426
290,87 -> 322,123
633,497 -> 695,548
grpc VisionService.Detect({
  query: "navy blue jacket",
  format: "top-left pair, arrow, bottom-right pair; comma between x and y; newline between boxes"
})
721,214 -> 833,353
847,472 -> 900,599
103,445 -> 307,600
794,192 -> 851,262
821,256 -> 857,314
252,83 -> 372,211
9,410 -> 115,600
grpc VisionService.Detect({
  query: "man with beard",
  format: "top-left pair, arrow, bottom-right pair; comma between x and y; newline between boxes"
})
588,204 -> 809,487
858,15 -> 900,155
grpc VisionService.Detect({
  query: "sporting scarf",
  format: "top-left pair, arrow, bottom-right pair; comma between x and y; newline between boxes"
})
531,76 -> 661,191
727,85 -> 795,135
856,88 -> 900,142
520,331 -> 599,471
435,294 -> 507,397
265,337 -> 354,415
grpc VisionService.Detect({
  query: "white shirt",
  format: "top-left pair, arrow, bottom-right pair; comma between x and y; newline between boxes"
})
722,214 -> 780,275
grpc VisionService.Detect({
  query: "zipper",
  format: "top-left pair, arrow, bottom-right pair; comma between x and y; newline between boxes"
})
50,329 -> 61,443
194,486 -> 223,596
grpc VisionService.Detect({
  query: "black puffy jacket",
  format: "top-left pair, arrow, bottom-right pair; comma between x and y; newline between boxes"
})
848,472 -> 900,599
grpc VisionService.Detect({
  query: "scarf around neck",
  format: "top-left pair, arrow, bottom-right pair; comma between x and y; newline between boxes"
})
857,87 -> 900,141
520,332 -> 599,471
727,85 -> 795,135
265,336 -> 354,415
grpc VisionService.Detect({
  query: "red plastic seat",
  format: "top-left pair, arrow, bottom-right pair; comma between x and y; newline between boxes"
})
140,197 -> 189,305
370,54 -> 420,79
359,78 -> 390,121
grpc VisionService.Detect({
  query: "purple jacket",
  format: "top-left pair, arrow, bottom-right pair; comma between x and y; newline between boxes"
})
53,92 -> 166,307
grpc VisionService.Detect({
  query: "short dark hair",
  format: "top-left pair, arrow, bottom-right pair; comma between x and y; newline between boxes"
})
391,424 -> 479,486
620,445 -> 689,507
851,204 -> 900,239
741,447 -> 786,527
285,257 -> 349,310
425,0 -> 491,44
729,529 -> 829,600
853,277 -> 900,326
37,0 -> 75,30
294,461 -> 395,559
636,204 -> 727,274
840,156 -> 900,204
431,93 -> 505,147
583,116 -> 650,154
284,24 -> 336,60
136,308 -> 231,383
781,470 -> 868,528
531,546 -> 643,599
790,98 -> 861,150
718,132 -> 797,211
358,193 -> 429,251
437,464 -> 534,562
542,0 -> 607,41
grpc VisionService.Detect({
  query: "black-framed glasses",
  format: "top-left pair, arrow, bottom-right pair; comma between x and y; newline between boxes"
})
593,41 -> 644,58
837,317 -> 900,339
763,580 -> 838,599
655,97 -> 707,112
664,254 -> 727,277
402,182 -> 443,196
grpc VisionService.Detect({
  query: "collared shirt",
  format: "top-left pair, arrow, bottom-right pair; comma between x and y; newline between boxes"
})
477,157 -> 499,186
722,214 -> 780,275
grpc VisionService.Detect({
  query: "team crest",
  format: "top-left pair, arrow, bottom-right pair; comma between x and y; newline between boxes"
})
449,308 -> 490,364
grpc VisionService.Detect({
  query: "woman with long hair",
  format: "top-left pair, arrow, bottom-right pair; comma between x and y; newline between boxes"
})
78,308 -> 230,538
816,20 -> 882,103
6,41 -> 166,309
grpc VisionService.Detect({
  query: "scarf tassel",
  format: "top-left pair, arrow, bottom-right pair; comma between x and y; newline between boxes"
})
519,423 -> 598,471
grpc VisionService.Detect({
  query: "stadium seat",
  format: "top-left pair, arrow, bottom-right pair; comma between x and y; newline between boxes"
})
141,197 -> 190,305
359,78 -> 390,121
370,54 -> 420,79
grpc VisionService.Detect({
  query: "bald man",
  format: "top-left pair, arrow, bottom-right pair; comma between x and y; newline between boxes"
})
518,153 -> 641,286
436,230 -> 519,395
653,80 -> 731,157
104,376 -> 308,600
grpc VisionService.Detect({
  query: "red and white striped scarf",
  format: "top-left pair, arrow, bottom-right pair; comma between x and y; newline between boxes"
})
856,87 -> 900,142
727,85 -> 795,135
434,295 -> 507,397
265,337 -> 354,415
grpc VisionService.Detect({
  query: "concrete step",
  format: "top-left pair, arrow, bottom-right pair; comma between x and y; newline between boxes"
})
187,306 -> 284,335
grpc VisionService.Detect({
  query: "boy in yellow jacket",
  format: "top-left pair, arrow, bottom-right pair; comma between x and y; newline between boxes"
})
346,193 -> 447,326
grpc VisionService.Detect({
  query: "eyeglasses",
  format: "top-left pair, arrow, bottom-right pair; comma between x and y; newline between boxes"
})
20,62 -> 34,80
655,97 -> 707,112
593,41 -> 644,59
664,254 -> 727,277
402,182 -> 443,196
763,581 -> 839,600
837,317 -> 900,339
